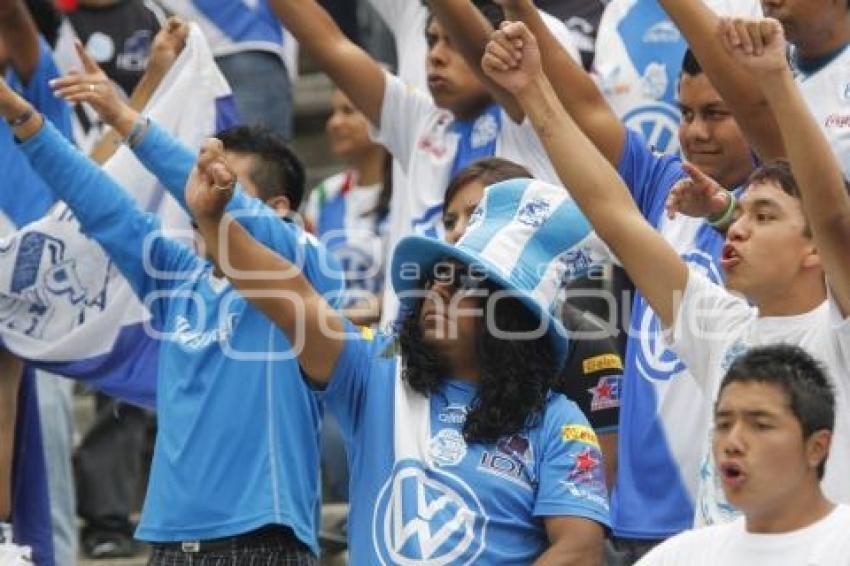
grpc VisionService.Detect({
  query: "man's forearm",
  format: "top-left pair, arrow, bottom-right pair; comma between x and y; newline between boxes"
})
658,0 -> 784,162
508,0 -> 625,164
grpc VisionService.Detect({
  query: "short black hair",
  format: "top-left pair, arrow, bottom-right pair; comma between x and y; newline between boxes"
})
216,125 -> 306,210
719,344 -> 835,478
681,49 -> 703,78
422,0 -> 505,32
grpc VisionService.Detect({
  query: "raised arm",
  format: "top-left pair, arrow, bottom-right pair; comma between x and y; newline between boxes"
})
88,17 -> 189,164
657,0 -> 785,162
0,0 -> 40,83
0,77 -> 196,304
723,18 -> 850,316
268,0 -> 385,126
426,0 -> 524,121
186,145 -> 347,384
495,0 -> 625,165
483,22 -> 688,327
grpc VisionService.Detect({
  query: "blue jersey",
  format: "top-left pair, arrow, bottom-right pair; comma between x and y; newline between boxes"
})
20,120 -> 344,552
306,171 -> 386,309
0,37 -> 72,229
323,323 -> 610,564
612,130 -> 728,539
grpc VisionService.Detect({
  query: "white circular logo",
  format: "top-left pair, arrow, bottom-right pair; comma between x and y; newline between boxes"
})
429,428 -> 467,467
622,102 -> 680,155
86,32 -> 115,63
372,459 -> 487,565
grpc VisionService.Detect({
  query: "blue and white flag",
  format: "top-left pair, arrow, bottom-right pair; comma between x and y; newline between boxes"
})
0,24 -> 236,408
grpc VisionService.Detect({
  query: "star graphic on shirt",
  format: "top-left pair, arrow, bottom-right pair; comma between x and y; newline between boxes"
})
575,449 -> 599,474
593,381 -> 613,398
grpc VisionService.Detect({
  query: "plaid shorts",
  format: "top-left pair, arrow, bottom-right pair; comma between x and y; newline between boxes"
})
147,526 -> 317,566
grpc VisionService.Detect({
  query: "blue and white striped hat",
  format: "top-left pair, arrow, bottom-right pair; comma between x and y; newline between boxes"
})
391,178 -> 598,366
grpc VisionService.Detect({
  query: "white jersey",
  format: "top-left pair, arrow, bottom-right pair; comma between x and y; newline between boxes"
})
796,46 -> 850,179
372,72 -> 562,240
638,504 -> 850,566
367,0 -> 581,325
593,0 -> 761,155
666,271 -> 850,527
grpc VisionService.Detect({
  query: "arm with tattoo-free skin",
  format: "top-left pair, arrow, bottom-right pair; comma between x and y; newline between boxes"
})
722,18 -> 850,316
482,21 -> 688,328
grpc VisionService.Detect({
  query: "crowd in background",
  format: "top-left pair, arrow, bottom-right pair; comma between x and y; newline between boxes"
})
0,0 -> 849,565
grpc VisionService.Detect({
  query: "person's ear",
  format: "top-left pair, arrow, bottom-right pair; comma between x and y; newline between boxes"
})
265,195 -> 291,217
805,429 -> 832,472
801,242 -> 821,270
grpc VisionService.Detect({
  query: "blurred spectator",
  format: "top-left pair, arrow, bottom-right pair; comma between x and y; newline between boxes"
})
158,0 -> 295,141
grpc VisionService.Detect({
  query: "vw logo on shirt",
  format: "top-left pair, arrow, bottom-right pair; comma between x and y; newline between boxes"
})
372,459 -> 488,565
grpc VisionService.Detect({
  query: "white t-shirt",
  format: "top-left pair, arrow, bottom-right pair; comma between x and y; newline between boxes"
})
667,270 -> 850,527
638,504 -> 850,566
796,46 -> 850,180
367,0 -> 581,326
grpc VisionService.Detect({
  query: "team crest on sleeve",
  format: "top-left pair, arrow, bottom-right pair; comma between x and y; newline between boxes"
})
372,459 -> 488,565
560,446 -> 609,510
587,375 -> 622,412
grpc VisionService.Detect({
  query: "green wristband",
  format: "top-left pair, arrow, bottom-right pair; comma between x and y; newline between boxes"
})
708,191 -> 737,228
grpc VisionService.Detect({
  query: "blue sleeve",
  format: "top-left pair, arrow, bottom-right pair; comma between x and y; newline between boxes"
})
320,322 -> 384,440
131,120 -> 197,210
617,129 -> 687,226
6,36 -> 72,142
19,121 -> 200,319
534,396 -> 611,526
132,122 -> 344,299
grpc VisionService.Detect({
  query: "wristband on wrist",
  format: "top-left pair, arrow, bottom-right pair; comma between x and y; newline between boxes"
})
123,115 -> 150,149
708,191 -> 737,228
6,107 -> 34,128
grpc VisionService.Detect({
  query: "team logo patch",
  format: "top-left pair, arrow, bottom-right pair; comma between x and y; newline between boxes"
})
622,102 -> 680,155
588,375 -> 622,412
471,113 -> 499,149
635,250 -> 722,383
582,354 -> 623,374
439,404 -> 468,425
642,21 -> 680,43
560,425 -> 600,448
372,459 -> 488,565
477,434 -> 535,488
560,447 -> 609,510
516,198 -> 551,228
429,428 -> 468,467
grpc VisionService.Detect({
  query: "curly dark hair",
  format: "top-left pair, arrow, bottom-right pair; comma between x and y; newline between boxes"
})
397,288 -> 557,444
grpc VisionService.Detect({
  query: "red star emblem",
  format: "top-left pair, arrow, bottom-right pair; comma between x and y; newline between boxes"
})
574,449 -> 599,474
595,381 -> 613,398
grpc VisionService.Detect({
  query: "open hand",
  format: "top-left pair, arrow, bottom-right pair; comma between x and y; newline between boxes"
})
665,162 -> 730,220
481,21 -> 542,96
50,40 -> 124,124
186,138 -> 237,223
718,17 -> 788,75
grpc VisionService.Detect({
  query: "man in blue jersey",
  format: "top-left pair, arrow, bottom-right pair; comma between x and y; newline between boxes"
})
0,60 -> 344,564
181,146 -> 612,563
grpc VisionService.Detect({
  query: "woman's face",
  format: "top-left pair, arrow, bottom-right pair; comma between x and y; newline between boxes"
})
326,90 -> 375,162
443,180 -> 486,244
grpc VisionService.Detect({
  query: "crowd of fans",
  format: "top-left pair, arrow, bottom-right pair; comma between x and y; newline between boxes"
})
0,0 -> 849,565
